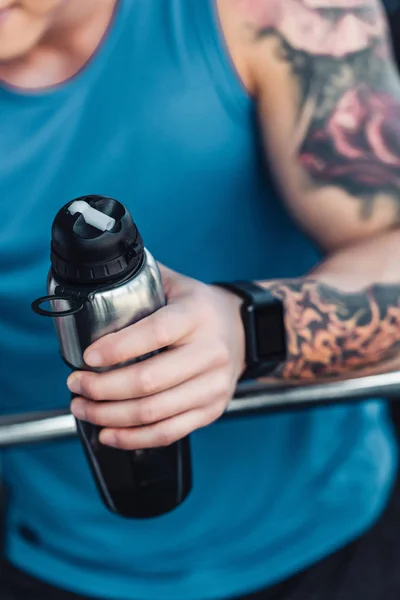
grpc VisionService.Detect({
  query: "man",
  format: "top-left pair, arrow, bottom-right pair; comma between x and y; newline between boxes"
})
1,0 -> 400,598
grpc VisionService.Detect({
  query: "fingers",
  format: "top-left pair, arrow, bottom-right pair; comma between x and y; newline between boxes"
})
83,302 -> 194,368
68,341 -> 227,401
99,405 -> 222,450
70,369 -> 231,430
67,343 -> 226,400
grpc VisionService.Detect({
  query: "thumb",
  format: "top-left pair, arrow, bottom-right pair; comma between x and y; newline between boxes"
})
156,262 -> 192,299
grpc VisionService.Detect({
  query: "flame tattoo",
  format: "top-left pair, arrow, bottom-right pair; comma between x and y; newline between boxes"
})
268,280 -> 400,380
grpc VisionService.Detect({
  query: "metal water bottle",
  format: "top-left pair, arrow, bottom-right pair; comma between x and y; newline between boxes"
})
32,195 -> 192,518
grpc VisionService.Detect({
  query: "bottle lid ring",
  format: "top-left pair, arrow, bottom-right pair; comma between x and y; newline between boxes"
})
31,295 -> 85,318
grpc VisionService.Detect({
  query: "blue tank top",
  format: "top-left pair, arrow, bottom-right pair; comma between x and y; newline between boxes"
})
0,1 -> 397,598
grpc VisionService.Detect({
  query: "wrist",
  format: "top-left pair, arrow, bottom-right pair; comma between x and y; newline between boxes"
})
211,285 -> 247,377
212,281 -> 287,380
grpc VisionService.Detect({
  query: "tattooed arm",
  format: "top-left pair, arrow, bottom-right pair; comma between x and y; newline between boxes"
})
264,233 -> 400,381
218,0 -> 400,382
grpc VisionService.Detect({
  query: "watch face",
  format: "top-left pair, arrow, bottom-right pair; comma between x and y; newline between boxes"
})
255,301 -> 286,362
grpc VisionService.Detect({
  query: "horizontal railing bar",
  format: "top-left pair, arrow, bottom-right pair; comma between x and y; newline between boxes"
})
1,371 -> 399,447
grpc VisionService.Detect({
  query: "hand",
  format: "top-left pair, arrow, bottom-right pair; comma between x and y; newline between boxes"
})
68,265 -> 246,449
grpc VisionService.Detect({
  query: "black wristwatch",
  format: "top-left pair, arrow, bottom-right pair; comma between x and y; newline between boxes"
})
214,281 -> 287,380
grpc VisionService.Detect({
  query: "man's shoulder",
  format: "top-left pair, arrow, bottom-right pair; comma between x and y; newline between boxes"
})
215,0 -> 263,96
216,0 -> 391,98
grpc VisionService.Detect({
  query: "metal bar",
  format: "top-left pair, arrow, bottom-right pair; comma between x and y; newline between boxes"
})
0,412 -> 76,447
1,371 -> 400,447
227,371 -> 400,415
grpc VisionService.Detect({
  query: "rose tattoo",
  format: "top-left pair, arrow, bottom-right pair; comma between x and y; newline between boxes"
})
247,0 -> 400,211
300,85 -> 400,196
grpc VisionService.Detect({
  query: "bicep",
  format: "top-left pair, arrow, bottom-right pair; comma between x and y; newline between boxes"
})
243,0 -> 400,250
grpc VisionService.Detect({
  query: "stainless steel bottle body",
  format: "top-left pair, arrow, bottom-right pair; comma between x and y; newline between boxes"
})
48,249 -> 165,369
46,249 -> 192,518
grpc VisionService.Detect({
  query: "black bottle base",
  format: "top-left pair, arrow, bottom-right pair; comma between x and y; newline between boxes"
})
76,417 -> 192,519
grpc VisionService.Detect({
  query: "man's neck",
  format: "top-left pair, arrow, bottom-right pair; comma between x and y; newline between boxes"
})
0,0 -> 117,90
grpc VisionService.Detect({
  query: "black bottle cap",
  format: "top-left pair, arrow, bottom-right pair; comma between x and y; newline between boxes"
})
50,195 -> 144,285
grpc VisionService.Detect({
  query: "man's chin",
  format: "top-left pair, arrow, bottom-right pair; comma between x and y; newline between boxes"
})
0,40 -> 39,64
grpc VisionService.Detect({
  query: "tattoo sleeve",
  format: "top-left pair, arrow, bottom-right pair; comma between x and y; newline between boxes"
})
233,1 -> 400,381
249,0 -> 400,218
266,278 -> 400,381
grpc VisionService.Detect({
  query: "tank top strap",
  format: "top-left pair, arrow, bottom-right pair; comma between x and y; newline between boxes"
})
178,0 -> 253,118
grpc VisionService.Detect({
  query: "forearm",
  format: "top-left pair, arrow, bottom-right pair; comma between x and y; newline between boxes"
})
260,229 -> 400,381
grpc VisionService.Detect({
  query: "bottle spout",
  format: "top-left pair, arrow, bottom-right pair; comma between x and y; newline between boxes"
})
68,200 -> 116,232
49,195 -> 144,285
